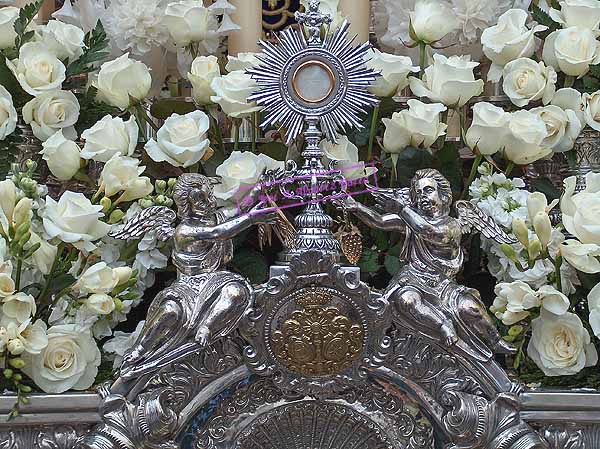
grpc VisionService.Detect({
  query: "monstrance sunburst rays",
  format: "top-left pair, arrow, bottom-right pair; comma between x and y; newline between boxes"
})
247,17 -> 380,145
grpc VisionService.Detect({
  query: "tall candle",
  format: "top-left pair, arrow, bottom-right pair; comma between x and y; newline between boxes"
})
338,0 -> 370,43
228,0 -> 262,55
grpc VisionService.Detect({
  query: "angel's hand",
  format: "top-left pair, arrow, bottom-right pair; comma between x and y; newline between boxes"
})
249,204 -> 280,225
331,195 -> 358,211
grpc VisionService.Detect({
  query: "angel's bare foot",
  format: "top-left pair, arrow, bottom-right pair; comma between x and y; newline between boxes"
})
494,338 -> 517,355
195,325 -> 211,347
440,324 -> 459,347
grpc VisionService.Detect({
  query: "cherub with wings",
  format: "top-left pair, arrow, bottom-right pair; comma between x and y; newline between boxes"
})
108,173 -> 279,385
334,168 -> 517,361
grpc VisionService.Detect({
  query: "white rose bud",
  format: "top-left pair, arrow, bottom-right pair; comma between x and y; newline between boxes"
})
382,99 -> 447,152
225,52 -> 261,72
549,0 -> 600,30
502,110 -> 553,165
365,49 -> 419,98
145,110 -> 211,168
94,54 -> 151,109
81,115 -> 139,162
210,71 -> 262,118
583,90 -> 600,131
528,310 -> 598,376
502,58 -> 557,108
84,293 -> 116,315
410,54 -> 483,107
481,9 -> 548,82
561,172 -> 600,244
188,55 -> 220,105
41,191 -> 111,251
99,155 -> 153,203
409,0 -> 459,44
77,262 -> 119,294
22,90 -> 80,142
40,131 -> 82,181
113,267 -> 133,286
164,1 -> 219,47
7,339 -> 25,356
543,27 -> 600,78
0,7 -> 19,50
36,20 -> 85,61
466,102 -> 510,156
0,85 -> 17,141
6,42 -> 66,96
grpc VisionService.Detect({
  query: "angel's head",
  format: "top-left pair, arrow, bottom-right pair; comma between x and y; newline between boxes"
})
174,174 -> 219,218
410,169 -> 452,217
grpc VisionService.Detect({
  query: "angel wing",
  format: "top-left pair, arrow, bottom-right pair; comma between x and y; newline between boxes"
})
370,187 -> 410,214
109,206 -> 177,242
455,200 -> 517,245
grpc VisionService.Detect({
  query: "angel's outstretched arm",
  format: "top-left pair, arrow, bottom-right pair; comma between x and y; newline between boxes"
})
180,214 -> 256,241
398,207 -> 437,234
336,196 -> 404,231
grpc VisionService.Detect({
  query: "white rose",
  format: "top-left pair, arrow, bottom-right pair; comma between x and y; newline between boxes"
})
542,27 -> 600,78
6,42 -> 66,96
77,262 -> 119,294
528,309 -> 598,376
365,49 -> 419,97
382,99 -> 447,152
22,324 -> 101,393
0,7 -> 19,50
36,20 -> 85,61
549,0 -> 600,30
94,54 -> 152,109
80,115 -> 139,162
560,240 -> 600,273
552,87 -> 585,126
0,273 -> 15,298
561,172 -> 600,244
502,110 -> 552,165
0,85 -> 17,141
214,151 -> 284,201
40,130 -> 82,181
99,155 -> 153,203
225,52 -> 261,72
531,105 -> 582,153
210,71 -> 262,118
466,102 -> 510,155
6,319 -> 47,355
22,89 -> 80,142
3,292 -> 36,323
409,54 -> 483,107
164,1 -> 219,47
145,110 -> 211,168
502,58 -> 557,108
83,293 -> 115,315
409,0 -> 459,44
589,282 -> 600,337
188,55 -> 220,105
492,281 -> 539,325
320,136 -> 377,181
582,90 -> 600,130
42,191 -> 111,250
481,9 -> 547,82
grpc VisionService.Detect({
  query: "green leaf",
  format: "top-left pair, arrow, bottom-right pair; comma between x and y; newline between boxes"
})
65,21 -> 110,78
13,1 -> 43,50
531,4 -> 559,35
373,230 -> 389,251
150,98 -> 197,120
384,254 -> 401,276
259,141 -> 287,160
530,178 -> 561,201
230,248 -> 269,284
0,56 -> 31,107
359,248 -> 381,273
47,273 -> 77,293
434,141 -> 463,194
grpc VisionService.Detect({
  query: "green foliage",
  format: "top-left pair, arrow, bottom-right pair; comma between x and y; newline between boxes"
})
530,4 -> 559,37
0,56 -> 31,107
231,248 -> 269,283
150,98 -> 197,120
359,247 -> 381,274
66,21 -> 110,77
13,0 -> 43,51
529,178 -> 561,201
346,97 -> 398,149
384,254 -> 400,276
75,86 -> 121,134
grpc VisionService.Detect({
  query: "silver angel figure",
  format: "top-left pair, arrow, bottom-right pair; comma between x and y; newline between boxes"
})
109,173 -> 277,385
336,169 -> 516,361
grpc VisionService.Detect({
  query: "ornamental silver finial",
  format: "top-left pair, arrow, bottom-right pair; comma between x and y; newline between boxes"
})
295,0 -> 332,45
